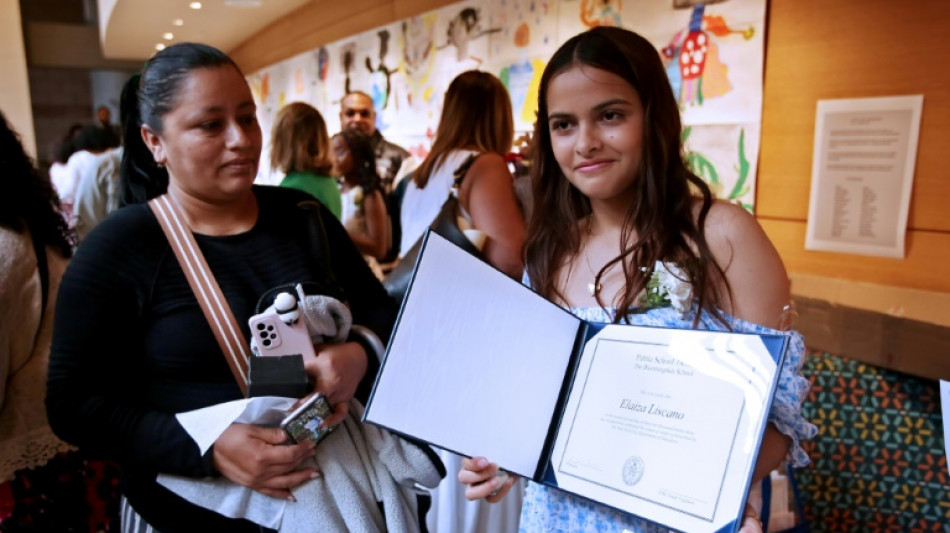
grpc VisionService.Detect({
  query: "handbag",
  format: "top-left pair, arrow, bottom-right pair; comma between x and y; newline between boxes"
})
382,153 -> 484,301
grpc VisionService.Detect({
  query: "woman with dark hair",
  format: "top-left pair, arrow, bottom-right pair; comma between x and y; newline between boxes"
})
271,102 -> 341,218
459,27 -> 815,533
333,128 -> 388,277
0,110 -> 83,526
398,70 -> 525,279
47,42 -> 440,532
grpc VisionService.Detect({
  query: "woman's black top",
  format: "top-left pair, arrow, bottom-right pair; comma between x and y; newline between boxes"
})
47,186 -> 398,532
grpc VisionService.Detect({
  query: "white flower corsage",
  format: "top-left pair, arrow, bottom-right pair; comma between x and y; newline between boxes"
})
639,261 -> 693,316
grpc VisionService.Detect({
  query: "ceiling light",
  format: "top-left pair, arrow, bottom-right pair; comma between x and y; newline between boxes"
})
225,0 -> 263,6
172,19 -> 184,26
163,32 -> 174,40
155,43 -> 166,51
189,2 -> 202,9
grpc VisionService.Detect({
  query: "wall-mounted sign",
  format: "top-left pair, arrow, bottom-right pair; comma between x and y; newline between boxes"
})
806,95 -> 924,258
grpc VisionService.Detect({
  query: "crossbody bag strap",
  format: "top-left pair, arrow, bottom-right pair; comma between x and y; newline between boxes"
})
451,152 -> 483,189
148,194 -> 250,396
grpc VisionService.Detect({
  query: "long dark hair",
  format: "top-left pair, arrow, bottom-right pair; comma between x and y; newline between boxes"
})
0,111 -> 74,257
335,129 -> 381,194
119,43 -> 241,206
413,70 -> 514,188
525,27 -> 727,326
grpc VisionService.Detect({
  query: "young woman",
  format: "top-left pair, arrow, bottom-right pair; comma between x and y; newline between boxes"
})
271,102 -> 342,219
459,27 -> 816,533
332,128 -> 389,278
398,70 -> 525,279
47,43 -> 439,532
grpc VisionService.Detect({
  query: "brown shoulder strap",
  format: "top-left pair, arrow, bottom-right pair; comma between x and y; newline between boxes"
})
148,194 -> 250,396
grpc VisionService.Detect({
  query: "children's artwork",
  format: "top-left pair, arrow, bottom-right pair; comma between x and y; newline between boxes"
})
682,123 -> 761,210
248,0 -> 766,209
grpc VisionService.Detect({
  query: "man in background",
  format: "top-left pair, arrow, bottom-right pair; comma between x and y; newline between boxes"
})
95,105 -> 121,149
339,91 -> 409,193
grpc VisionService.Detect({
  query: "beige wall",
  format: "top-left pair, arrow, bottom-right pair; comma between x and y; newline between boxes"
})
0,0 -> 36,156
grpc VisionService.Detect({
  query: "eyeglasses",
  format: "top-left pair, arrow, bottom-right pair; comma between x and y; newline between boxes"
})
343,109 -> 372,118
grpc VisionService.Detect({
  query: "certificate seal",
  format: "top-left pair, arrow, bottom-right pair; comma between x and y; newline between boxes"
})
622,456 -> 645,486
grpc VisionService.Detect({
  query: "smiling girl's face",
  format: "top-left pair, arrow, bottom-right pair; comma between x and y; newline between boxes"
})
546,64 -> 645,211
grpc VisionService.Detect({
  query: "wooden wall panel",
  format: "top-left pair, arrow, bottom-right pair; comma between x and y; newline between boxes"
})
230,0 -> 458,75
230,0 -> 398,75
761,219 -> 950,294
758,0 -> 950,234
393,0 -> 455,19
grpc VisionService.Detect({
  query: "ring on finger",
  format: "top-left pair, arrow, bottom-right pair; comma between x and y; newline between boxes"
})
488,469 -> 510,497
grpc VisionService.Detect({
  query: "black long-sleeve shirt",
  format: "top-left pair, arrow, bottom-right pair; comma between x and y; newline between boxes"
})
47,186 -> 398,532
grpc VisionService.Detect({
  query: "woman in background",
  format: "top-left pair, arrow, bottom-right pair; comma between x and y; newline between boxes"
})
404,70 -> 527,533
333,128 -> 389,278
0,111 -> 114,530
272,102 -> 342,218
459,27 -> 816,533
399,70 -> 525,280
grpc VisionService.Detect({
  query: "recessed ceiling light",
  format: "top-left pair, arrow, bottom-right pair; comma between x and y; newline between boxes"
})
155,43 -> 166,51
225,0 -> 263,6
163,32 -> 174,40
172,19 -> 184,26
189,2 -> 202,9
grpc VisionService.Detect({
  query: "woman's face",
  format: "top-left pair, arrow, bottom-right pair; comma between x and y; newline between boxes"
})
545,64 -> 644,210
142,65 -> 261,203
332,135 -> 354,178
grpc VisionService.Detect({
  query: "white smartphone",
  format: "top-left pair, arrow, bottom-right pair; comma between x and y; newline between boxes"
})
248,292 -> 317,363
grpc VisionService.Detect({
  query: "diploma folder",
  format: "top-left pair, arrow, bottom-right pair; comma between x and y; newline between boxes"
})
363,231 -> 789,533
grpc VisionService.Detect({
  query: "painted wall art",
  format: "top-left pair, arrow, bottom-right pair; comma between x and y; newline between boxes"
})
249,0 -> 766,209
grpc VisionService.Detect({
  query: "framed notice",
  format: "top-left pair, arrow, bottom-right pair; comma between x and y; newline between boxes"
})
805,95 -> 923,258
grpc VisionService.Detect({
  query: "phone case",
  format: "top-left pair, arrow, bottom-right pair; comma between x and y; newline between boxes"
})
280,393 -> 335,445
248,310 -> 316,362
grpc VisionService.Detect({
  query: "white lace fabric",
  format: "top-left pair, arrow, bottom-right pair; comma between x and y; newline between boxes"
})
0,229 -> 73,482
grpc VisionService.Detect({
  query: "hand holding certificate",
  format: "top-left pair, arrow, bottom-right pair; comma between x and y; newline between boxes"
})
363,232 -> 788,533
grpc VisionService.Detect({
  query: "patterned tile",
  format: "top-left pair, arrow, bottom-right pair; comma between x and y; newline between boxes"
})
798,351 -> 950,532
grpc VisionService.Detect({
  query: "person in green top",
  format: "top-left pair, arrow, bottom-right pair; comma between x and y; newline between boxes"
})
271,102 -> 342,218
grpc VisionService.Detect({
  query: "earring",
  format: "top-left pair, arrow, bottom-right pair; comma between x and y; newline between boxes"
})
156,161 -> 165,169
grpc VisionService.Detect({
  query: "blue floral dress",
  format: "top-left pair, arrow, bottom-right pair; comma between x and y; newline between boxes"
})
518,305 -> 818,533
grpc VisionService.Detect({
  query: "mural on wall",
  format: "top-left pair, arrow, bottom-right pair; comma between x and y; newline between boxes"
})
439,7 -> 502,63
580,0 -> 623,28
365,30 -> 396,112
249,0 -> 766,209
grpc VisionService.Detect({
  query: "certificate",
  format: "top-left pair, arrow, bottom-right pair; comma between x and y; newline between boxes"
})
364,232 -> 788,533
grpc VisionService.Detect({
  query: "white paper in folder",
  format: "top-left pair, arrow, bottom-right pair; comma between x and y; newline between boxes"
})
364,231 -> 581,478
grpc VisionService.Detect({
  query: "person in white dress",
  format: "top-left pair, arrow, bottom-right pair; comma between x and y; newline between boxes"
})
399,70 -> 524,281
400,70 -> 526,533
